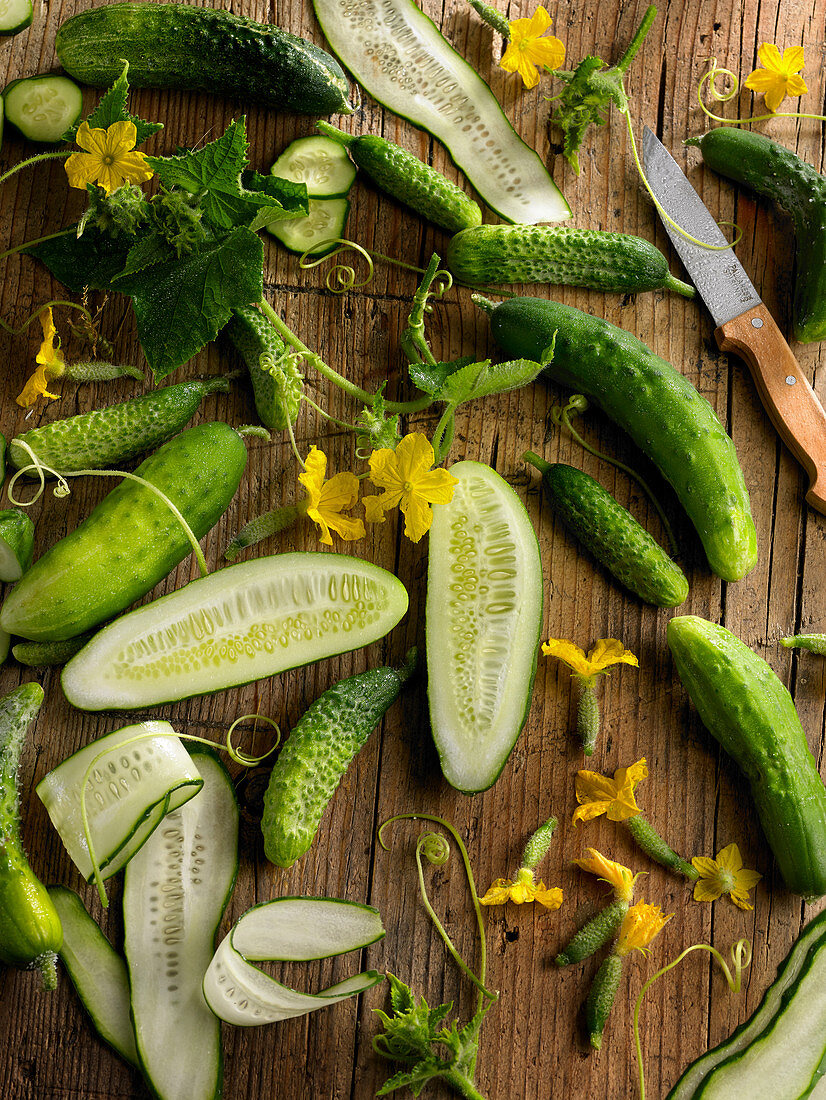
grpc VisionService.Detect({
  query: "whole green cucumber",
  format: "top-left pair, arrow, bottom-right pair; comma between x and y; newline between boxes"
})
317,122 -> 482,234
9,376 -> 231,474
55,3 -> 352,115
262,649 -> 416,868
478,296 -> 757,582
226,306 -> 300,432
0,423 -> 247,643
668,615 -> 826,900
447,225 -> 694,296
687,129 -> 826,343
525,455 -> 688,606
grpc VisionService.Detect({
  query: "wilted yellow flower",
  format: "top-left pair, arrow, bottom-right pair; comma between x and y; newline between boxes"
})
65,120 -> 154,195
691,843 -> 762,911
573,758 -> 648,825
744,43 -> 808,113
572,847 -> 639,902
500,6 -> 566,90
479,868 -> 563,909
363,433 -> 458,543
17,306 -> 65,408
615,900 -> 672,957
298,446 -> 365,545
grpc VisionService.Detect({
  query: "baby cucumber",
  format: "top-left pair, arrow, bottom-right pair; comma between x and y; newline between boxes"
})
271,135 -> 356,197
226,306 -> 300,432
479,296 -> 757,582
0,510 -> 34,581
668,616 -> 826,900
12,636 -> 91,667
1,422 -> 247,642
318,122 -> 482,235
687,128 -> 826,343
525,456 -> 688,607
262,649 -> 416,868
447,226 -> 694,295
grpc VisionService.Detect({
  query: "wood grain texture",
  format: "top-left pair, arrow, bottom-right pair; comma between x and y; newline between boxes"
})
0,0 -> 825,1097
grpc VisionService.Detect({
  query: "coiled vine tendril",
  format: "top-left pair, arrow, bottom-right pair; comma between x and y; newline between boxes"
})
697,56 -> 826,126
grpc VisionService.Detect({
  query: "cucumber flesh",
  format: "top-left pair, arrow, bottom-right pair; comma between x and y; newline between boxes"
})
47,886 -> 138,1068
426,460 -> 543,793
0,509 -> 35,581
311,0 -> 570,224
3,75 -> 82,142
124,750 -> 238,1100
271,135 -> 356,197
266,197 -> 350,255
62,553 -> 409,711
0,0 -> 32,37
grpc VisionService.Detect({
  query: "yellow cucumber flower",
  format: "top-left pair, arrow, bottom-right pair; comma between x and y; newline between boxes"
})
573,758 -> 648,825
479,867 -> 563,909
614,899 -> 672,957
298,446 -> 365,546
572,847 -> 639,902
500,6 -> 566,90
363,432 -> 458,543
542,638 -> 638,683
17,307 -> 65,408
744,43 -> 808,113
691,843 -> 762,911
65,120 -> 154,195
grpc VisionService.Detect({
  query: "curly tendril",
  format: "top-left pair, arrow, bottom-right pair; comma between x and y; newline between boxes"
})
697,56 -> 826,126
418,831 -> 451,867
299,239 -> 376,293
0,299 -> 93,337
225,713 -> 281,766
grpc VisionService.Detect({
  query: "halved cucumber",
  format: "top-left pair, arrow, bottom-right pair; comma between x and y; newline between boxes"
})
62,553 -> 409,710
271,135 -> 356,197
3,75 -> 82,142
426,460 -> 543,793
203,896 -> 384,1025
266,197 -> 350,255
311,0 -> 570,224
0,509 -> 34,581
0,0 -> 32,37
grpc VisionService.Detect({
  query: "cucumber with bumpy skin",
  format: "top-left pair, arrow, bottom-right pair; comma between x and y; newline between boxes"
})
13,636 -> 92,667
226,306 -> 300,432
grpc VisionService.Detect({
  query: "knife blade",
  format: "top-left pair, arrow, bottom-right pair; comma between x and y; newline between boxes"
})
642,125 -> 826,515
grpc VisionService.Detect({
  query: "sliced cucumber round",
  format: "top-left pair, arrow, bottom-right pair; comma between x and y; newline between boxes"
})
271,135 -> 356,197
0,509 -> 34,582
266,197 -> 350,255
426,460 -> 543,793
3,75 -> 83,143
62,553 -> 410,710
0,0 -> 33,38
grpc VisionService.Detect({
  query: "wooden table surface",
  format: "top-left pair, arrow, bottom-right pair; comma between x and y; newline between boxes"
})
1,0 -> 825,1097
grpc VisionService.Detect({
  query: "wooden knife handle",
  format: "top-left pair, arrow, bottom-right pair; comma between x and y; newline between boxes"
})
716,303 -> 826,515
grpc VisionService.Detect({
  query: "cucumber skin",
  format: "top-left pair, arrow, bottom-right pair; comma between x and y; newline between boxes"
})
226,306 -> 297,432
691,128 -> 826,343
0,509 -> 35,580
537,462 -> 688,607
55,3 -> 351,115
668,616 -> 826,899
9,377 -> 230,474
486,297 -> 757,582
0,423 -> 247,643
262,657 -> 414,868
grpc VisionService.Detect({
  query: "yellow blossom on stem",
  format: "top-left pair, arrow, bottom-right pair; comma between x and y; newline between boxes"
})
744,43 -> 808,113
500,6 -> 566,90
573,758 -> 648,825
542,637 -> 639,683
17,307 -> 65,408
479,867 -> 563,909
298,446 -> 366,546
691,843 -> 762,911
572,847 -> 639,903
363,432 -> 458,543
615,899 -> 672,957
65,120 -> 154,195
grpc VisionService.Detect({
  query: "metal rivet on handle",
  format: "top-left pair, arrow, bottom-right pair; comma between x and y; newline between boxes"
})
751,317 -> 764,328
786,376 -> 797,386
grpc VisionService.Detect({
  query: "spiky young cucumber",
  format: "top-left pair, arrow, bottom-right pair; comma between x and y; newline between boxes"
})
226,306 -> 300,432
479,296 -> 757,582
447,226 -> 694,295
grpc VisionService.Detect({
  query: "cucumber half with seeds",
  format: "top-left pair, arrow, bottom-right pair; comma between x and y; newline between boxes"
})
62,553 -> 409,710
426,460 -> 543,793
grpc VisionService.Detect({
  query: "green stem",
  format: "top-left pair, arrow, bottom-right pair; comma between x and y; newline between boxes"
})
443,1068 -> 488,1100
781,633 -> 826,655
403,254 -> 446,368
431,405 -> 457,465
616,5 -> 657,74
0,229 -> 74,266
0,151 -> 71,187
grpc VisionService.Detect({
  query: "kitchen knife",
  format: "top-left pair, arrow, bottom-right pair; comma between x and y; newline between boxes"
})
642,125 -> 826,514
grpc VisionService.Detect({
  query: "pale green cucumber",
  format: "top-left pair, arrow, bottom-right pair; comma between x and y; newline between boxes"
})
426,460 -> 543,793
0,509 -> 34,581
62,553 -> 409,710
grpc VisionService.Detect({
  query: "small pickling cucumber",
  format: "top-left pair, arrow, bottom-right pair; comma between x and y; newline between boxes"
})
479,296 -> 757,583
266,197 -> 350,255
226,306 -> 300,432
262,649 -> 416,868
668,616 -> 826,899
1,422 -> 247,642
447,225 -> 694,295
61,553 -> 409,710
525,456 -> 688,607
0,0 -> 32,37
318,122 -> 482,235
12,636 -> 91,667
9,376 -> 232,475
271,135 -> 356,197
2,75 -> 82,143
687,128 -> 826,343
0,510 -> 34,581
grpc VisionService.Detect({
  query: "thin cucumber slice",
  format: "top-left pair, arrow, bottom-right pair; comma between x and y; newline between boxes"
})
0,509 -> 34,581
3,75 -> 83,142
203,896 -> 384,1026
47,886 -> 138,1068
271,135 -> 356,197
266,197 -> 350,255
36,722 -> 203,881
0,0 -> 32,37
311,0 -> 570,224
124,749 -> 238,1100
426,460 -> 543,793
62,553 -> 409,711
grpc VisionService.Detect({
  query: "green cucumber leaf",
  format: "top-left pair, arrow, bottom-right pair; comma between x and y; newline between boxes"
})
64,63 -> 163,147
26,226 -> 132,293
375,1062 -> 451,1097
117,232 -> 177,279
407,356 -> 477,396
241,170 -> 309,232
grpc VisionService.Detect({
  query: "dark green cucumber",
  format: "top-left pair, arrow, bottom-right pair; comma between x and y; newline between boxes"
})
55,2 -> 352,115
262,649 -> 416,867
447,226 -> 694,296
318,122 -> 482,235
226,306 -> 300,432
13,636 -> 92,667
9,376 -> 231,474
668,615 -> 826,899
687,129 -> 826,343
480,296 -> 756,582
0,423 -> 247,643
525,456 -> 688,607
